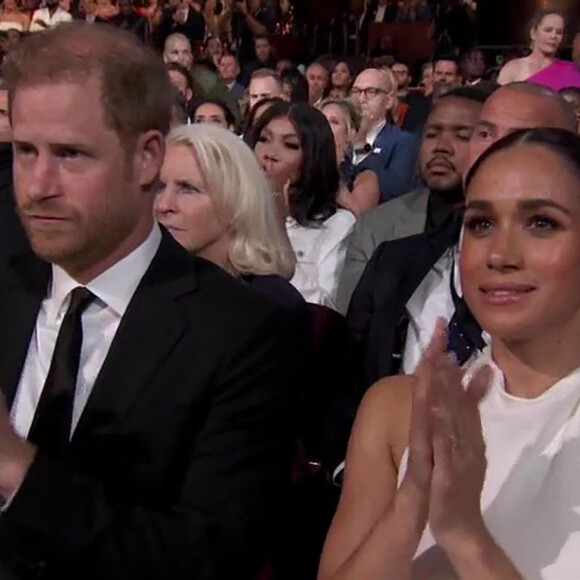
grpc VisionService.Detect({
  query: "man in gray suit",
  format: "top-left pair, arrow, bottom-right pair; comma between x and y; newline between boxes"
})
336,86 -> 490,314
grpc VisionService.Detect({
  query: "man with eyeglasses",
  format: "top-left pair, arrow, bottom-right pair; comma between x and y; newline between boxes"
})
349,68 -> 420,202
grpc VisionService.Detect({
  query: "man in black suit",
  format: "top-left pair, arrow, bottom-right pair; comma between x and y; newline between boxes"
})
0,23 -> 302,579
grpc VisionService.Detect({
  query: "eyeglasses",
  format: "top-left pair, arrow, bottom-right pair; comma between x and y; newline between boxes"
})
350,87 -> 389,99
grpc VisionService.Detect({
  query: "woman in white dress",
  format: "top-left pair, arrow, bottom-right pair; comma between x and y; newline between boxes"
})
318,127 -> 580,580
250,101 -> 356,309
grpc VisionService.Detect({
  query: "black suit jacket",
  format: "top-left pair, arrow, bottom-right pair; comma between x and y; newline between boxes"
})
347,226 -> 458,389
0,233 -> 302,579
0,144 -> 30,260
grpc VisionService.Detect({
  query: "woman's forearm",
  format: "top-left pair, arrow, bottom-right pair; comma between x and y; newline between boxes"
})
322,488 -> 426,580
445,529 -> 524,580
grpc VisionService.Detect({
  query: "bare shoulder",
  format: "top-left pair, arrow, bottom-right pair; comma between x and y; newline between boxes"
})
349,374 -> 416,467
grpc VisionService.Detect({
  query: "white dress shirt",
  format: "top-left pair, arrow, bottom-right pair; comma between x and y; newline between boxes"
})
30,7 -> 72,31
11,225 -> 162,440
352,120 -> 385,166
374,4 -> 387,22
402,246 -> 461,375
286,209 -> 356,309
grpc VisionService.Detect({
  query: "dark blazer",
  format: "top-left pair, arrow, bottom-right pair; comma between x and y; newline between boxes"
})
357,124 -> 420,202
0,233 -> 302,579
0,144 -> 30,260
347,225 -> 459,390
154,7 -> 205,50
336,188 -> 429,314
229,80 -> 246,102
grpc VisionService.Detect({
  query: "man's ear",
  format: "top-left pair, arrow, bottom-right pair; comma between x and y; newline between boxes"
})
134,130 -> 166,189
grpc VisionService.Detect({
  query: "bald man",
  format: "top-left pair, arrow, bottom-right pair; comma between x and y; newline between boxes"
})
349,68 -> 420,201
467,82 -> 577,172
349,81 -> 577,388
163,33 -> 194,70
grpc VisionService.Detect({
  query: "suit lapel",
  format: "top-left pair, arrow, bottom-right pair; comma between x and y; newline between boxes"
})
393,189 -> 429,239
0,254 -> 50,407
72,236 -> 197,443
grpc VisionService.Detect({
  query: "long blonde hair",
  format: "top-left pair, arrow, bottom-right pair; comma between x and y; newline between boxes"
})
167,124 -> 296,280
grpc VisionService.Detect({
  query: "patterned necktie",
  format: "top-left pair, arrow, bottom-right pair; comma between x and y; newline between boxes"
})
28,287 -> 95,454
447,258 -> 484,365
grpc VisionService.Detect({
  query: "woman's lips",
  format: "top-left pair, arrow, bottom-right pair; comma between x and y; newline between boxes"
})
479,283 -> 536,305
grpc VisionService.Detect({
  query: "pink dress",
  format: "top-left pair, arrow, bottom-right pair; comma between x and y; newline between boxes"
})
527,59 -> 580,91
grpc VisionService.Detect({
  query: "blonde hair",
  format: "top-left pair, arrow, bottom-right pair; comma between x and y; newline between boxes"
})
167,124 -> 296,280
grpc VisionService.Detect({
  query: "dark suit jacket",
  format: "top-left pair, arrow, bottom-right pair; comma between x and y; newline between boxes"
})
347,226 -> 458,389
0,144 -> 30,260
0,233 -> 302,579
154,8 -> 205,50
229,81 -> 246,101
357,124 -> 420,202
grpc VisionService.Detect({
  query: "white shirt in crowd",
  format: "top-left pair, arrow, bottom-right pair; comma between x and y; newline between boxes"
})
374,4 -> 387,22
11,225 -> 161,440
286,209 -> 356,309
30,7 -> 72,32
352,120 -> 386,166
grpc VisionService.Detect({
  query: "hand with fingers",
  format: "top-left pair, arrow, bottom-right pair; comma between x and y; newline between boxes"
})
400,319 -> 492,552
428,354 -> 491,553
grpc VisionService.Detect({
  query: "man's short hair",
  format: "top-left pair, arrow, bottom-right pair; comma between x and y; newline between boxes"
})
437,84 -> 497,105
250,68 -> 282,87
434,55 -> 459,69
4,23 -> 174,149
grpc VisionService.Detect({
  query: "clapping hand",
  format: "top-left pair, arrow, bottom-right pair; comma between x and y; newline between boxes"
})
401,320 -> 492,553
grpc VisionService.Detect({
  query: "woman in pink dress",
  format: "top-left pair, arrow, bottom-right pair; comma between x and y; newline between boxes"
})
498,10 -> 580,91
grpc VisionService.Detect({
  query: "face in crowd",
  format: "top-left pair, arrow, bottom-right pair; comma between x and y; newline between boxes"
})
433,59 -> 460,87
155,143 -> 230,261
467,86 -> 575,174
248,74 -> 282,111
350,68 -> 394,128
321,102 -> 356,164
163,35 -> 194,70
306,63 -> 329,105
530,12 -> 564,56
461,134 -> 580,348
419,95 -> 482,194
253,114 -> 303,193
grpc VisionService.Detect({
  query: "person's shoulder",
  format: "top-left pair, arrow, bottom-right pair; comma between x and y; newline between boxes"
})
323,208 -> 357,230
352,374 -> 415,454
244,274 -> 306,312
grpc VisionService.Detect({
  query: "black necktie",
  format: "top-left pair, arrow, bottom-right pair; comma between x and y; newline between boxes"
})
447,259 -> 484,365
28,287 -> 95,454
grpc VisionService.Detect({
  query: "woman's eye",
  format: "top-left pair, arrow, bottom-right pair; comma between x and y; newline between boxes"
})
464,216 -> 493,235
527,215 -> 560,232
284,142 -> 300,150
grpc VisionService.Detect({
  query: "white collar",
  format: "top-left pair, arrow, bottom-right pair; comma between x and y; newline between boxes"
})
367,120 -> 386,147
47,223 -> 162,323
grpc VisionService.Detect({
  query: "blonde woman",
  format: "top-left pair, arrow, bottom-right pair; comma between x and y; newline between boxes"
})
155,123 -> 305,311
319,98 -> 380,216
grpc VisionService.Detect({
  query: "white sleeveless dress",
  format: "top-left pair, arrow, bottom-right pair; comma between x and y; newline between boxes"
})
397,350 -> 580,580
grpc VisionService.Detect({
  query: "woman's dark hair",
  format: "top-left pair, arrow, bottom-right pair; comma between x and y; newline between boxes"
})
465,127 -> 580,191
331,58 -> 358,86
280,67 -> 309,103
248,101 -> 340,226
242,96 -> 285,143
